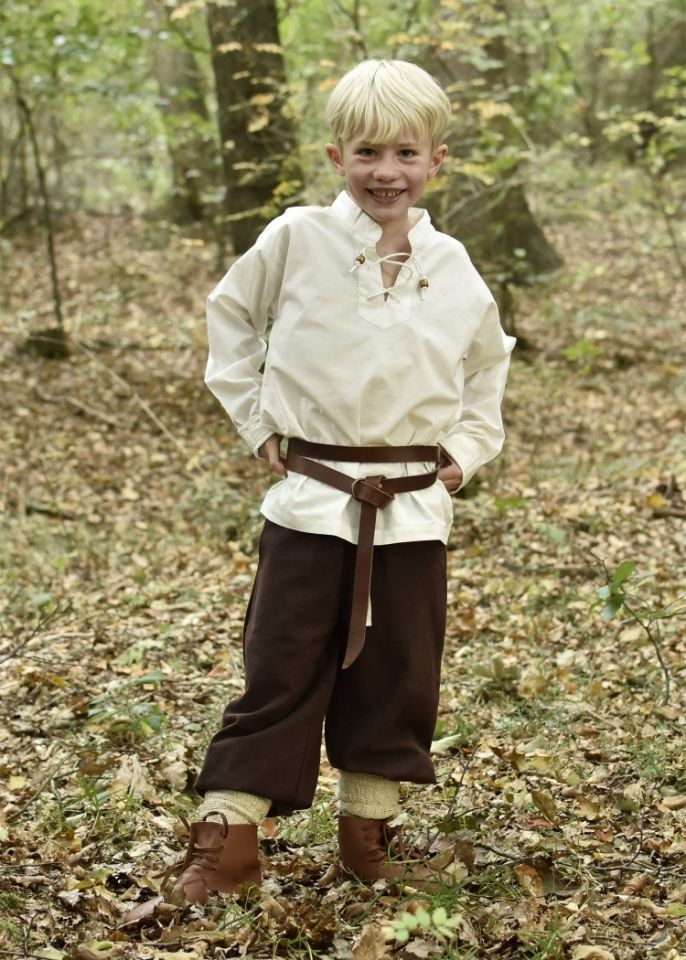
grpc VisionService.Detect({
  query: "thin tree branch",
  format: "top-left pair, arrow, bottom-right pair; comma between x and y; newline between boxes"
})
0,602 -> 73,667
10,80 -> 63,330
622,599 -> 671,704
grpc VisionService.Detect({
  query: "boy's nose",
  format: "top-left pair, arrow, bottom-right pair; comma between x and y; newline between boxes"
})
373,153 -> 398,180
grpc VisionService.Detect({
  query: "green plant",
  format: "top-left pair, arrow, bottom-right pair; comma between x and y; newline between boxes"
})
594,558 -> 685,703
383,904 -> 462,945
516,912 -> 576,959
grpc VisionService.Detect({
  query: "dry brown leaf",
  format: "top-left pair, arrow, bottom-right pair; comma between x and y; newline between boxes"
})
622,873 -> 651,896
576,797 -> 602,820
404,940 -> 434,958
74,943 -> 119,960
513,863 -> 545,898
352,923 -> 390,960
531,789 -> 559,822
119,895 -> 165,926
572,948 -> 615,960
261,893 -> 287,920
260,816 -> 280,837
110,755 -> 159,802
159,759 -> 188,790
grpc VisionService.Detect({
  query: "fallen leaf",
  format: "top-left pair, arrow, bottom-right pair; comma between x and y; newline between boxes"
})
454,838 -> 475,871
261,893 -> 287,919
430,734 -> 464,754
576,798 -> 602,820
119,895 -> 164,926
74,942 -> 118,960
572,947 -> 615,960
58,889 -> 82,908
531,789 -> 559,822
404,940 -> 434,958
622,873 -> 650,896
159,759 -> 188,790
353,923 -> 390,959
513,863 -> 545,897
110,755 -> 159,802
260,816 -> 280,837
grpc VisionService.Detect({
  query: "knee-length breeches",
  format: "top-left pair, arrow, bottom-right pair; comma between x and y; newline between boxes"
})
195,519 -> 447,817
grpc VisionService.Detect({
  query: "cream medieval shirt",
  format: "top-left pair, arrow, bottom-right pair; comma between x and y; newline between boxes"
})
205,190 -> 515,546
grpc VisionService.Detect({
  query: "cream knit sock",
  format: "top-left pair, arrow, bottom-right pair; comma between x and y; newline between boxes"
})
196,790 -> 270,826
338,771 -> 401,820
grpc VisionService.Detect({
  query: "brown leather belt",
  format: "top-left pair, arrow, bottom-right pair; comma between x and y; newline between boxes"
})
285,438 -> 441,669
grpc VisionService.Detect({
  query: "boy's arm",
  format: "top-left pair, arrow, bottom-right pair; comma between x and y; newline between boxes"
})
205,224 -> 285,454
440,300 -> 516,489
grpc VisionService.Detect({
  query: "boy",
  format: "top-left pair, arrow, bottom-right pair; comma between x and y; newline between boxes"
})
132,59 -> 514,912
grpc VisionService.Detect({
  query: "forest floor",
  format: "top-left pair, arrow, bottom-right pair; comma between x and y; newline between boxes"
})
1,164 -> 686,960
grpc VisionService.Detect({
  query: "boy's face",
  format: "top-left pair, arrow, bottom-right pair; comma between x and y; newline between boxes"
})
326,132 -> 447,233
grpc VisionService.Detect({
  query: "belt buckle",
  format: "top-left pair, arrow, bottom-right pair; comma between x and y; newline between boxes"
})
351,476 -> 394,504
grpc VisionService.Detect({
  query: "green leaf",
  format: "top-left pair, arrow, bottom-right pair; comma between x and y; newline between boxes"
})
611,560 -> 637,588
124,670 -> 167,686
602,597 -> 624,621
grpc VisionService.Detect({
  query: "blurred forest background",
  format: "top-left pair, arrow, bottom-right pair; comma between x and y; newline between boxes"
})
2,2 -> 686,959
2,0 -> 685,322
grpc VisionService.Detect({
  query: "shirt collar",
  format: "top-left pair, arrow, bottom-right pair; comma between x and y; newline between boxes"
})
329,190 -> 434,248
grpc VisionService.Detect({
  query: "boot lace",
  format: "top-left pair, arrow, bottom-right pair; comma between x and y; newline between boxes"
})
158,813 -> 229,892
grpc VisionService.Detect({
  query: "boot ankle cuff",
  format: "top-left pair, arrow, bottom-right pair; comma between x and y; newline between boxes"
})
337,771 -> 400,820
197,790 -> 270,826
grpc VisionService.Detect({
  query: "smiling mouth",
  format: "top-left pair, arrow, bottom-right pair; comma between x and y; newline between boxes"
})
368,189 -> 404,200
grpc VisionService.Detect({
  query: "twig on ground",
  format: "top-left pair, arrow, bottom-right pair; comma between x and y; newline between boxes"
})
474,841 -> 527,864
622,599 -> 671,704
73,338 -> 193,462
23,501 -> 77,521
7,755 -> 76,823
652,507 -> 686,519
33,386 -> 126,428
0,602 -> 72,667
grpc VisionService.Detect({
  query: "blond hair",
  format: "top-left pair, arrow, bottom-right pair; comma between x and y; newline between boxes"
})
325,59 -> 451,151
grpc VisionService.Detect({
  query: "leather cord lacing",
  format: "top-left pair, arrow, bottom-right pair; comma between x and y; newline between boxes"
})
350,249 -> 430,301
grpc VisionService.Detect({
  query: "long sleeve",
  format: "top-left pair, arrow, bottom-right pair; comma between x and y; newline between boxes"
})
439,301 -> 516,486
204,221 -> 286,454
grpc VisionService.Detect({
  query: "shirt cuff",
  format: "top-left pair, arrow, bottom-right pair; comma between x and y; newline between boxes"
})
438,435 -> 484,489
238,419 -> 275,457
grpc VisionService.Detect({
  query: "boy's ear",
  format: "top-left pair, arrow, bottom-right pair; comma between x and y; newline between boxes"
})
326,143 -> 346,176
428,144 -> 448,178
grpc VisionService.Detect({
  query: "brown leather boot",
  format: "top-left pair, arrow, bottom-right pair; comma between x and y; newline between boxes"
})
338,815 -> 451,891
161,813 -> 261,906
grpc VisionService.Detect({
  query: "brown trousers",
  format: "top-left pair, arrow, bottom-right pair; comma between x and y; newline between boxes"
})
195,520 -> 447,816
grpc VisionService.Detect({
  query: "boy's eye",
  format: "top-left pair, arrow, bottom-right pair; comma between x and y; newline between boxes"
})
398,149 -> 417,158
357,147 -> 376,157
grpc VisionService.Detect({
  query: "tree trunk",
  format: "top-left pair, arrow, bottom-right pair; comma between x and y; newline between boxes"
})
425,0 -> 561,321
148,0 -> 218,224
206,0 -> 302,253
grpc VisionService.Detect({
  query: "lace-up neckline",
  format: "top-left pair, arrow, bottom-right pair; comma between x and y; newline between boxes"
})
349,248 -> 430,301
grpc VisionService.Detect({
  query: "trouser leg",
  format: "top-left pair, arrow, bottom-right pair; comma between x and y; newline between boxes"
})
325,539 -> 447,783
195,521 -> 352,817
